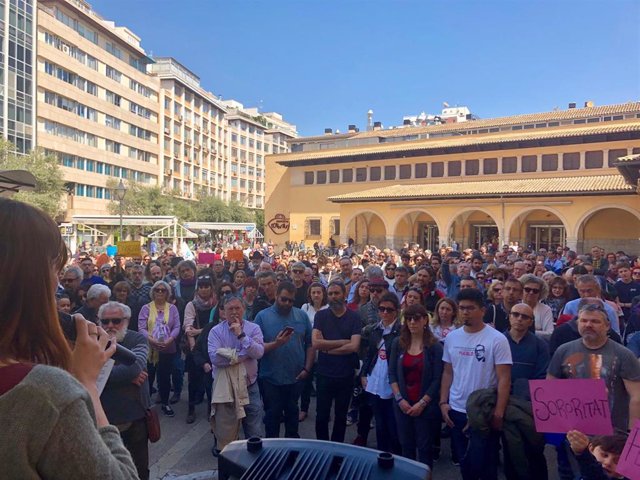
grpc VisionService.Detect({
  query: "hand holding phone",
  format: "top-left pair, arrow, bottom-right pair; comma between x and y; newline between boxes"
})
282,326 -> 294,336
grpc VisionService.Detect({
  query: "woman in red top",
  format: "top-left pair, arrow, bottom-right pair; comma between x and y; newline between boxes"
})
347,279 -> 370,311
388,303 -> 443,469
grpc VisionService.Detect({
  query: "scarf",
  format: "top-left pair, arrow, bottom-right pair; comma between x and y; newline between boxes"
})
147,301 -> 168,365
192,294 -> 215,311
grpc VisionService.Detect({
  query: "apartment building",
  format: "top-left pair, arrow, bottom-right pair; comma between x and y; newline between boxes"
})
0,0 -> 36,153
223,100 -> 297,209
36,0 -> 160,217
148,57 -> 229,200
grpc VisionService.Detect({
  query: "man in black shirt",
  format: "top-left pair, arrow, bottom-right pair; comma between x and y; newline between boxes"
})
312,281 -> 361,443
290,261 -> 309,308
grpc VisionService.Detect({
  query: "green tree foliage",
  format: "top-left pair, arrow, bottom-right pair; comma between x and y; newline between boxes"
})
253,209 -> 264,232
0,140 -> 65,218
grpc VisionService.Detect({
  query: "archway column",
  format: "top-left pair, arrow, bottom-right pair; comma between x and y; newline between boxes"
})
566,236 -> 578,251
385,234 -> 395,250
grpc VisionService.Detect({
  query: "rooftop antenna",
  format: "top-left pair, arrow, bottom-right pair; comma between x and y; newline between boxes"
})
367,109 -> 373,131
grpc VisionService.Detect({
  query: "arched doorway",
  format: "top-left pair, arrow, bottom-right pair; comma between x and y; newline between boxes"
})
576,206 -> 640,254
345,211 -> 388,249
393,211 -> 440,252
447,209 -> 500,250
508,208 -> 569,251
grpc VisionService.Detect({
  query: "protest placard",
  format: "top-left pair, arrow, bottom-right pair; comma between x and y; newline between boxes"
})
198,253 -> 216,265
529,379 -> 613,435
226,249 -> 244,261
616,419 -> 640,480
117,241 -> 142,257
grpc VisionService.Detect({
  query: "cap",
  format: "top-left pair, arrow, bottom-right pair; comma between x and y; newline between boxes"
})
251,251 -> 264,260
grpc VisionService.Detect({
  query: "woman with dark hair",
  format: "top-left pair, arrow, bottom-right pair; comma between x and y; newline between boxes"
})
388,303 -> 443,469
360,292 -> 402,454
0,198 -> 137,478
347,279 -> 370,311
543,276 -> 569,322
112,280 -> 131,305
242,277 -> 258,321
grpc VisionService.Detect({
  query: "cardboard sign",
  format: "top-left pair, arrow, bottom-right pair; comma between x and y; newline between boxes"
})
198,253 -> 217,265
616,419 -> 640,480
529,379 -> 613,435
226,249 -> 245,261
116,241 -> 142,257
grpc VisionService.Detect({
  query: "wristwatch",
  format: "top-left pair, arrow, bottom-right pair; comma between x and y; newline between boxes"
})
237,332 -> 246,340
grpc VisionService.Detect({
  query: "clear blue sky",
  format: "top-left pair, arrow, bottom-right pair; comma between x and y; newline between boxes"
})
90,0 -> 640,136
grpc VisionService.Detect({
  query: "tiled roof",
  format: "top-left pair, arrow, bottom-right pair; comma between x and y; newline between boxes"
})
350,102 -> 640,140
275,121 -> 640,164
328,175 -> 633,203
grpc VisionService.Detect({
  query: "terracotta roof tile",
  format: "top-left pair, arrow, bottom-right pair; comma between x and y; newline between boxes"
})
328,175 -> 633,202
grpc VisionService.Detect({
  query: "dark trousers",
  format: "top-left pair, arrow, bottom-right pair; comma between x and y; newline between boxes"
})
261,379 -> 303,438
371,396 -> 401,454
120,417 -> 149,480
315,374 -> 353,442
503,432 -> 548,480
299,364 -> 315,413
394,403 -> 438,467
186,354 -> 205,408
356,396 -> 374,441
171,353 -> 184,395
450,409 -> 500,480
147,352 -> 175,405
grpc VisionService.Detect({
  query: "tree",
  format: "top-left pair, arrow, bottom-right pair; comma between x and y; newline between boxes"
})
0,140 -> 65,218
253,209 -> 264,233
106,179 -> 194,220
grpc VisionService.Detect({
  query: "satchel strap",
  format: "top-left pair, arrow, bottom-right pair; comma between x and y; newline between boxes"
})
0,363 -> 34,395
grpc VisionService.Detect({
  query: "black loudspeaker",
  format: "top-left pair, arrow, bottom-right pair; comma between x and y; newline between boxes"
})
218,437 -> 430,480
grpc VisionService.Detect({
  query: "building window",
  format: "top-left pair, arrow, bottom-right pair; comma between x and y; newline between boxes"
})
522,155 -> 537,172
447,161 -> 461,177
343,169 -> 353,182
541,154 -> 558,171
415,163 -> 428,178
465,159 -> 479,175
329,170 -> 339,183
356,168 -> 367,182
384,165 -> 396,180
483,158 -> 498,174
585,150 -> 603,169
370,166 -> 381,181
317,171 -> 327,184
563,152 -> 580,170
431,162 -> 444,177
608,149 -> 627,167
399,164 -> 411,179
331,218 -> 341,236
502,157 -> 517,174
307,218 -> 321,237
304,172 -> 314,184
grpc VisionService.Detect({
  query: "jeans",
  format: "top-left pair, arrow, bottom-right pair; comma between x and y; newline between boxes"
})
261,379 -> 303,438
242,381 -> 265,439
315,374 -> 353,442
299,364 -> 315,413
171,353 -> 184,395
394,402 -> 437,467
148,352 -> 176,405
120,417 -> 149,480
449,409 -> 500,480
371,395 -> 401,454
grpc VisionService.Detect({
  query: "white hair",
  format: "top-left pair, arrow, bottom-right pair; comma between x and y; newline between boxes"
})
65,265 -> 83,280
98,301 -> 131,321
150,280 -> 172,299
86,283 -> 111,301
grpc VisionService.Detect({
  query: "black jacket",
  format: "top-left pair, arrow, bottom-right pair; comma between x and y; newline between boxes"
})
388,337 -> 443,417
360,320 -> 401,379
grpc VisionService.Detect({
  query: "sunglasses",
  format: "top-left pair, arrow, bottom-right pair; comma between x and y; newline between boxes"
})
221,290 -> 233,295
292,269 -> 304,274
378,306 -> 396,313
154,289 -> 167,293
633,271 -> 640,276
404,315 -> 424,323
369,287 -> 385,293
198,284 -> 212,289
278,297 -> 294,304
510,312 -> 532,321
523,287 -> 540,294
386,266 -> 396,271
62,278 -> 78,283
100,317 -> 123,326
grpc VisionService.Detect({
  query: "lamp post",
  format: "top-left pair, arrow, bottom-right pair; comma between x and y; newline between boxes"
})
114,179 -> 127,241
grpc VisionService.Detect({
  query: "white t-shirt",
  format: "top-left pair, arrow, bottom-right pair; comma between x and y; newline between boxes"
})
442,325 -> 513,413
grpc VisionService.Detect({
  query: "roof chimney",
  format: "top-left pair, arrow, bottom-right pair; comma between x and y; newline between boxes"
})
568,102 -> 577,109
584,100 -> 595,108
324,128 -> 332,135
403,119 -> 412,126
367,109 -> 374,131
348,124 -> 357,133
373,121 -> 382,131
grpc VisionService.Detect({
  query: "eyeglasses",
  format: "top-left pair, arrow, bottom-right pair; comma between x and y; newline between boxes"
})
404,315 -> 424,323
369,287 -> 385,293
221,290 -> 233,295
633,271 -> 640,276
278,297 -> 294,304
509,311 -> 532,321
154,289 -> 167,294
198,284 -> 212,289
100,317 -> 123,326
292,269 -> 304,274
386,266 -> 396,271
523,287 -> 541,294
378,306 -> 397,313
493,287 -> 503,292
62,278 -> 78,283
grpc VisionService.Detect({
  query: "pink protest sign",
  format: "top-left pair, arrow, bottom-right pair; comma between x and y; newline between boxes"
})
529,379 -> 613,435
198,253 -> 217,265
616,419 -> 640,480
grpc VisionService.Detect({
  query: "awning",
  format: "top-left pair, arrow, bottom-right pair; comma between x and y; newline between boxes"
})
0,170 -> 37,197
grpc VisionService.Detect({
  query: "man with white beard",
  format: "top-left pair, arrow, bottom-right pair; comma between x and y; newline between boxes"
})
99,301 -> 151,480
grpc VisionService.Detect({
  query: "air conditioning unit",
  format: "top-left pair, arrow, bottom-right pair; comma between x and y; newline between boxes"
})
173,152 -> 178,158
164,168 -> 172,175
178,115 -> 183,122
164,128 -> 170,134
62,44 -> 70,54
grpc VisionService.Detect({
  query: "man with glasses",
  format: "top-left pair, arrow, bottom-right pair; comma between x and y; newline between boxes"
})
484,276 -> 523,333
440,288 -> 512,478
312,281 -> 361,443
61,265 -> 84,309
255,282 -> 313,438
75,284 -> 111,325
383,262 -> 397,287
548,301 -> 640,433
99,301 -> 151,480
290,262 -> 309,308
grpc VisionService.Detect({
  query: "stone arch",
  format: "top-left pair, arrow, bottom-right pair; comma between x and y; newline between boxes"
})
391,209 -> 444,250
574,204 -> 640,254
506,206 -> 571,238
446,207 -> 501,250
507,206 -> 571,250
344,209 -> 389,248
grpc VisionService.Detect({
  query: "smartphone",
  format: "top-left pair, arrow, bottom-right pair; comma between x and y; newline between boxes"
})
282,326 -> 294,335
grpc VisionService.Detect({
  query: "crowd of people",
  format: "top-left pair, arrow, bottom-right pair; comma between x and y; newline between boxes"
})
3,195 -> 640,480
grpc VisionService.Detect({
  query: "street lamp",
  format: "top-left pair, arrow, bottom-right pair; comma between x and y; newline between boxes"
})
114,179 -> 127,241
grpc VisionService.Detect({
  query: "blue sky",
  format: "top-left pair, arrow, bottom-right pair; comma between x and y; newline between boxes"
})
90,0 -> 640,136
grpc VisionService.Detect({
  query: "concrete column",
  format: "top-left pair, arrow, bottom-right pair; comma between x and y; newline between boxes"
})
385,235 -> 395,250
566,236 -> 578,252
339,232 -> 348,246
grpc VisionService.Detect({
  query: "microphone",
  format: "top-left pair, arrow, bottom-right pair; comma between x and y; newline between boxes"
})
58,312 -> 137,366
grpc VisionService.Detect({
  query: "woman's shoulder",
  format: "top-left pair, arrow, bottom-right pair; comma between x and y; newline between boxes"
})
17,365 -> 89,406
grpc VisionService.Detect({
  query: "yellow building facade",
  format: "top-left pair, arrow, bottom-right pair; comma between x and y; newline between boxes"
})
265,102 -> 640,254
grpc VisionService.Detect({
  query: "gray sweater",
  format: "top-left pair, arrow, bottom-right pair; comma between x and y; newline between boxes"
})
0,364 -> 139,479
